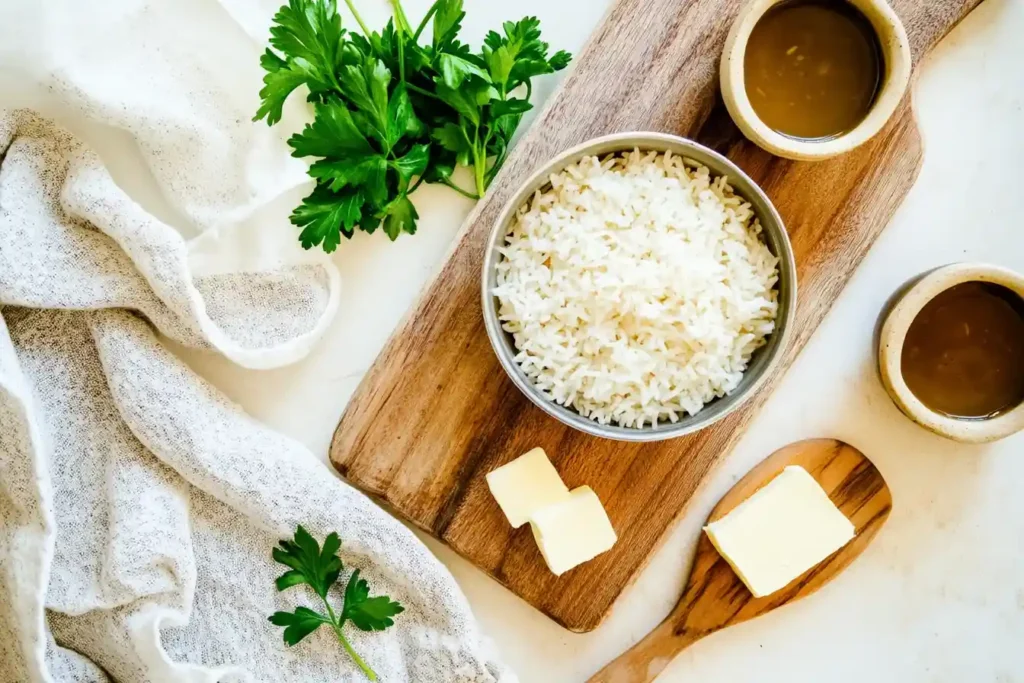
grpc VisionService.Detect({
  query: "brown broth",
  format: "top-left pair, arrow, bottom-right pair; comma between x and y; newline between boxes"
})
901,282 -> 1024,419
744,0 -> 883,140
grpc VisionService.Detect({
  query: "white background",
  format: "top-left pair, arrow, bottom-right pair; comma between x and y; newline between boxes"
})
168,0 -> 1024,681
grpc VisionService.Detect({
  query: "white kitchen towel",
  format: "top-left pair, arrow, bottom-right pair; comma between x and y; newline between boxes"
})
0,1 -> 513,682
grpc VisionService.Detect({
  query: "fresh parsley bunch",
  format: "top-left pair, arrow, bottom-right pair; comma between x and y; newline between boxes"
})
255,0 -> 571,252
269,526 -> 403,681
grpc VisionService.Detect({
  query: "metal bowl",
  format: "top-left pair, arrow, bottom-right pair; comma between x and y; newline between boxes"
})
481,132 -> 797,442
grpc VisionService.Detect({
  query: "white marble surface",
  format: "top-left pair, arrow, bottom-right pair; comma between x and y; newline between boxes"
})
53,0 -> 1024,680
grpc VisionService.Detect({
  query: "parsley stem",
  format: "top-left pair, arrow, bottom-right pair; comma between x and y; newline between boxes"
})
474,156 -> 486,197
406,83 -> 443,101
388,0 -> 414,35
412,0 -> 443,42
322,596 -> 377,681
342,0 -> 371,36
487,147 -> 508,185
336,628 -> 377,682
472,126 -> 487,197
441,177 -> 480,200
394,7 -> 406,84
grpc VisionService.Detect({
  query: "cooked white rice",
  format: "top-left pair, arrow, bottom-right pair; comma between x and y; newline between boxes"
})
493,149 -> 779,428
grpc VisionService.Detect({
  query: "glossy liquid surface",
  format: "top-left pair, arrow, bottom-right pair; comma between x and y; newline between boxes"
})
744,0 -> 882,139
901,282 -> 1024,419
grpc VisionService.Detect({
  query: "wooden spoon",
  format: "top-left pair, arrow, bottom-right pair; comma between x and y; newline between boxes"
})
588,439 -> 892,683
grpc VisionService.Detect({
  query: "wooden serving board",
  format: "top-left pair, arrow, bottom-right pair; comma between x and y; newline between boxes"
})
331,0 -> 982,632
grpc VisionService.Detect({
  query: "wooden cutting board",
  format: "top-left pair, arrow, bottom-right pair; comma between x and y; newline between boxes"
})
331,0 -> 982,632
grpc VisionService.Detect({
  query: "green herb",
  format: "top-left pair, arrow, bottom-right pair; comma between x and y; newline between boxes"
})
269,525 -> 404,681
255,0 -> 571,251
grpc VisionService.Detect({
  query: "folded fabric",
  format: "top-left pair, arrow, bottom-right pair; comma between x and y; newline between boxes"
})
0,2 -> 515,680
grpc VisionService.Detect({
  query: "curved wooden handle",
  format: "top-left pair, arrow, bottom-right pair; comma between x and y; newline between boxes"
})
587,616 -> 703,683
588,440 -> 893,682
586,538 -> 736,683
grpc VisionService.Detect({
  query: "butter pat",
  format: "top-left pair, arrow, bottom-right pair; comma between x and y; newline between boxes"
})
704,466 -> 855,598
530,487 -> 617,576
485,448 -> 570,528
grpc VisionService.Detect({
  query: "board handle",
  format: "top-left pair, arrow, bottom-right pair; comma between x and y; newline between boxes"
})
899,0 -> 985,60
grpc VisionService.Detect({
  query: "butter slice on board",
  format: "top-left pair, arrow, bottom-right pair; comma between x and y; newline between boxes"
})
530,486 -> 617,576
704,465 -> 855,598
485,447 -> 570,528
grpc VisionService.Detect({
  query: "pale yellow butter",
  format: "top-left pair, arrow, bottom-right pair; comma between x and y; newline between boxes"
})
485,448 -> 570,528
530,486 -> 617,576
704,465 -> 855,598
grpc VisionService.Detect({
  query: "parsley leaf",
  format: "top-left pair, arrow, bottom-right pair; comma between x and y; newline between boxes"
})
291,185 -> 363,251
435,80 -> 496,126
438,53 -> 489,90
483,46 -> 514,90
285,77 -> 424,247
263,0 -> 345,100
269,606 -> 331,645
338,59 -> 392,147
271,525 -> 343,597
254,50 -> 310,125
269,526 -> 403,681
287,100 -> 372,158
342,569 -> 406,631
549,49 -> 572,71
490,98 -> 532,119
385,84 -> 425,145
309,155 -> 386,194
432,0 -> 464,49
389,143 -> 430,185
431,122 -> 472,168
381,194 -> 419,240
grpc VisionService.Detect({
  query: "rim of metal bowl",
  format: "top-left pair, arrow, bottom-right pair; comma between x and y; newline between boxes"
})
481,131 -> 798,442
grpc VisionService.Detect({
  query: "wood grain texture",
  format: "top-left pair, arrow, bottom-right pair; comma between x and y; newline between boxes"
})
331,0 -> 981,632
587,439 -> 892,683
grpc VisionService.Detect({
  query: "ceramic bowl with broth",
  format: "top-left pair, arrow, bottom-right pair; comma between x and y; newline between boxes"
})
721,0 -> 912,160
878,264 -> 1024,443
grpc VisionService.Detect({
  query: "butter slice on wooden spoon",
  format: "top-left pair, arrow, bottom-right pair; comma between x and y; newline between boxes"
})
588,439 -> 892,683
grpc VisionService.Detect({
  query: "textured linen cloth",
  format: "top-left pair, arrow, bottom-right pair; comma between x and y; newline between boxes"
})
0,2 -> 513,682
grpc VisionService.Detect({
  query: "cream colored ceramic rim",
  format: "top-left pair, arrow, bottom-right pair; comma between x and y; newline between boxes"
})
878,263 -> 1024,444
721,0 -> 912,161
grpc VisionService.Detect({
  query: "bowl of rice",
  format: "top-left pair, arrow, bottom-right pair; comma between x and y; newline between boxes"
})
482,132 -> 797,441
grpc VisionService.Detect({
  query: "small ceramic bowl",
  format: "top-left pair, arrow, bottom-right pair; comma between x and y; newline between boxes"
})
720,0 -> 912,161
481,132 -> 798,442
878,263 -> 1024,443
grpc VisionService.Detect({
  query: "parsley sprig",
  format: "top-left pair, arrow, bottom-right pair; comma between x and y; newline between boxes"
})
255,0 -> 571,251
269,525 -> 404,681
